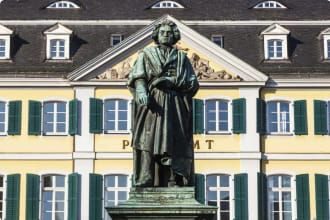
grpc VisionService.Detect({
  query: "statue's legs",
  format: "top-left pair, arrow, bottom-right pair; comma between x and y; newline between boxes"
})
133,149 -> 154,187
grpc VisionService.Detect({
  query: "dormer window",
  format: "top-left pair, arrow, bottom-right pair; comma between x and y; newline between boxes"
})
318,28 -> 330,60
44,23 -> 72,60
254,1 -> 286,8
260,24 -> 290,60
0,24 -> 13,60
151,1 -> 184,8
47,1 -> 80,9
111,35 -> 123,46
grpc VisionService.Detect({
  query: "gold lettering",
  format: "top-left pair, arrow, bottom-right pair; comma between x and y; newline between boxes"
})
122,140 -> 130,149
194,140 -> 200,149
205,140 -> 214,149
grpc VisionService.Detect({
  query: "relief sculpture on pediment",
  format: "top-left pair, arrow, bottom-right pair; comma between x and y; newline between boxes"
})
95,51 -> 241,81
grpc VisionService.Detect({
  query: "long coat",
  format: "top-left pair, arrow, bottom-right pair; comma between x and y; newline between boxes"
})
128,46 -> 199,180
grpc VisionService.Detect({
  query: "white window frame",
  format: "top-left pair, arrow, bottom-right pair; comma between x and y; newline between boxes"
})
41,174 -> 67,220
211,35 -> 224,48
254,1 -> 287,9
42,100 -> 69,136
151,0 -> 184,8
264,36 -> 288,60
49,39 -> 66,59
47,1 -> 80,9
0,101 -> 8,135
103,174 -> 130,220
0,24 -> 13,59
206,174 -> 233,220
110,35 -> 123,46
102,96 -> 131,134
0,175 -> 6,220
44,24 -> 72,60
266,100 -> 293,135
267,174 -> 295,220
323,35 -> 330,59
204,99 -> 231,134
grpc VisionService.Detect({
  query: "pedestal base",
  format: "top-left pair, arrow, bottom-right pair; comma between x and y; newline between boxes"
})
106,187 -> 217,220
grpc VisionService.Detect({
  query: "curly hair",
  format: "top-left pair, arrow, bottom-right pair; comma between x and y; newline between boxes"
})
151,20 -> 181,45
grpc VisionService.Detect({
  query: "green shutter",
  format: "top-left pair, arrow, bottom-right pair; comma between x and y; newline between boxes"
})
256,98 -> 266,134
68,173 -> 80,220
294,100 -> 308,135
296,174 -> 310,220
314,100 -> 328,135
69,99 -> 79,135
232,98 -> 246,134
193,99 -> 204,134
26,174 -> 40,220
89,173 -> 103,220
257,173 -> 267,220
8,101 -> 22,135
89,98 -> 103,134
234,173 -> 248,220
194,173 -> 205,204
315,174 -> 329,220
6,174 -> 20,220
28,100 -> 41,135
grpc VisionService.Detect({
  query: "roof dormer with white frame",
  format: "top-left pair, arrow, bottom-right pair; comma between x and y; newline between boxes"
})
0,24 -> 13,60
260,23 -> 290,60
43,23 -> 73,60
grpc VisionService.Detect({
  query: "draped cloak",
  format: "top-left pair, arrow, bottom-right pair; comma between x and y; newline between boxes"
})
128,46 -> 199,181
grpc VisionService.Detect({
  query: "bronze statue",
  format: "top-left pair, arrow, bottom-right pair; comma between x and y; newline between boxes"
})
128,20 -> 199,187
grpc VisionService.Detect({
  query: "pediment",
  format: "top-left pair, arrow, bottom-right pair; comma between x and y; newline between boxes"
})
319,27 -> 330,37
0,23 -> 13,35
260,23 -> 290,35
68,15 -> 268,83
44,23 -> 73,35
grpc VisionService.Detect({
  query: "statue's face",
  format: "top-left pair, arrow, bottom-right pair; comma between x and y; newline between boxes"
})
158,24 -> 174,46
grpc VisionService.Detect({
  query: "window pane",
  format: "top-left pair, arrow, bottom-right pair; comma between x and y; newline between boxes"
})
56,191 -> 65,200
57,123 -> 66,132
282,176 -> 291,187
0,103 -> 5,112
118,111 -> 127,121
56,176 -> 65,187
106,111 -> 115,120
105,176 -> 116,187
220,191 -> 229,200
220,201 -> 229,210
106,191 -> 115,201
118,122 -> 127,130
118,191 -> 127,200
55,212 -> 64,220
207,191 -> 217,201
220,175 -> 229,187
118,175 -> 127,186
55,201 -> 64,211
283,212 -> 292,220
44,176 -> 53,187
220,212 -> 230,220
282,201 -> 291,211
206,175 -> 217,187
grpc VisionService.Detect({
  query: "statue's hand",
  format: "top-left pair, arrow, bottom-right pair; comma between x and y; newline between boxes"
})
136,91 -> 149,106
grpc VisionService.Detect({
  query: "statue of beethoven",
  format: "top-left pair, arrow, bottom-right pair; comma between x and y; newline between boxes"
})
128,20 -> 199,187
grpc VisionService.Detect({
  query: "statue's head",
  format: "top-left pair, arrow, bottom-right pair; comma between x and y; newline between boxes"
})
152,20 -> 181,46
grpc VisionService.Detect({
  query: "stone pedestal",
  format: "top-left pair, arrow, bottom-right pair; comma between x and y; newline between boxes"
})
106,187 -> 217,220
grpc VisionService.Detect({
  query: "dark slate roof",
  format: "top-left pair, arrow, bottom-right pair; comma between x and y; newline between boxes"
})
1,0 -> 330,21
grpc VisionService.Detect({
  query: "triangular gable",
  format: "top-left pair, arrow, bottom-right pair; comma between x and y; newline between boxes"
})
260,23 -> 290,35
44,23 -> 73,35
0,23 -> 13,35
68,15 -> 268,82
318,27 -> 330,38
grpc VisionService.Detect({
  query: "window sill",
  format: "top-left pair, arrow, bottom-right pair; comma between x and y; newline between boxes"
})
104,131 -> 131,134
43,132 -> 68,136
44,59 -> 73,63
206,131 -> 232,135
262,59 -> 291,64
265,133 -> 293,136
0,58 -> 13,63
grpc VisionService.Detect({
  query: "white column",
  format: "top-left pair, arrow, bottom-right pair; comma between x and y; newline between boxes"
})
74,87 -> 95,151
73,87 -> 95,219
239,87 -> 261,220
241,159 -> 260,220
239,87 -> 260,152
